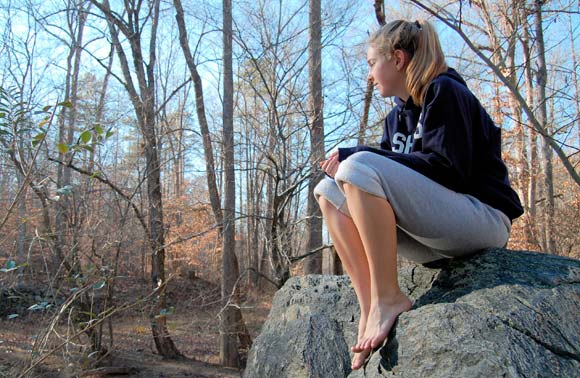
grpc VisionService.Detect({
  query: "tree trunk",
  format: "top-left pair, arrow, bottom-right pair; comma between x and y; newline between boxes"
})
521,15 -> 540,249
91,0 -> 181,358
305,0 -> 324,274
358,81 -> 374,145
16,170 -> 26,286
173,0 -> 223,230
329,246 -> 343,275
55,0 -> 88,277
221,0 -> 240,367
358,1 -> 386,144
533,1 -> 555,254
504,1 -> 529,248
569,14 -> 580,151
86,43 -> 113,190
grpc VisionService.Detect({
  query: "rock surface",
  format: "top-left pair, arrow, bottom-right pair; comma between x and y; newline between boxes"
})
243,248 -> 580,377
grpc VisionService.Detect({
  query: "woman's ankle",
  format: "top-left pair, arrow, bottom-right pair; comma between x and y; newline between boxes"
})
372,289 -> 410,307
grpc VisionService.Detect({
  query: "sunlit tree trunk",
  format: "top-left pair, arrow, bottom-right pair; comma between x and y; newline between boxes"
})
220,0 -> 240,367
521,15 -> 540,249
55,0 -> 88,275
569,14 -> 580,150
90,0 -> 181,358
533,1 -> 555,254
504,1 -> 530,248
359,0 -> 386,143
305,0 -> 324,274
173,0 -> 223,231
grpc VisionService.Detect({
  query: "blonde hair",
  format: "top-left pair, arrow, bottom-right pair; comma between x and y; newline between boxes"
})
368,19 -> 447,106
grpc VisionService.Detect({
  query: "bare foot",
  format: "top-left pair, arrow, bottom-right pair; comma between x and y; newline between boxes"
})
352,292 -> 412,352
351,312 -> 369,370
351,311 -> 367,353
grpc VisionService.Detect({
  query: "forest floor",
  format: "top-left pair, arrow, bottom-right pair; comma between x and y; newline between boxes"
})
0,274 -> 274,378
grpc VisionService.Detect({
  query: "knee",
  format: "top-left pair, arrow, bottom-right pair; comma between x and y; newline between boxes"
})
335,151 -> 375,175
341,182 -> 363,200
317,196 -> 335,215
341,181 -> 356,194
335,152 -> 382,191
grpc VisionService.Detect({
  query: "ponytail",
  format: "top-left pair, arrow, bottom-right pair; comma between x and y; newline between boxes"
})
368,19 -> 447,106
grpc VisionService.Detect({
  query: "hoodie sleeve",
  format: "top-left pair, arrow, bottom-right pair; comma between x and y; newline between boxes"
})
379,112 -> 394,151
337,78 -> 475,192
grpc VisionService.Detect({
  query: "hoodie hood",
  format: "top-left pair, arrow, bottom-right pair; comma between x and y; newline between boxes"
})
438,67 -> 467,87
393,67 -> 468,108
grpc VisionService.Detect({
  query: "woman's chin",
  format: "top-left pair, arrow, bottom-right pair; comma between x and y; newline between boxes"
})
375,87 -> 390,98
378,90 -> 390,98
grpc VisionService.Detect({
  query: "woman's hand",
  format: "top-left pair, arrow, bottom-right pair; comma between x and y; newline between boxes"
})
320,150 -> 339,178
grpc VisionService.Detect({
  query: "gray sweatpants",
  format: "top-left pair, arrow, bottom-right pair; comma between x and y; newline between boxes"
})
314,151 -> 511,264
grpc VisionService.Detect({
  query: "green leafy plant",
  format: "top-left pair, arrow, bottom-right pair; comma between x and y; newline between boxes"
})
0,260 -> 28,273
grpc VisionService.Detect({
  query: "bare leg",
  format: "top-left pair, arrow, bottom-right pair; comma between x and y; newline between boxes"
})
318,197 -> 372,370
341,182 -> 413,352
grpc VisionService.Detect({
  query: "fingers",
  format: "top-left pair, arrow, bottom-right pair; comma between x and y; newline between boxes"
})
319,150 -> 338,166
319,153 -> 340,178
327,158 -> 339,177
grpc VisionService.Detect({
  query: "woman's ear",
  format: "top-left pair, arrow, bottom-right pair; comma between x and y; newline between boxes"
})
393,49 -> 409,71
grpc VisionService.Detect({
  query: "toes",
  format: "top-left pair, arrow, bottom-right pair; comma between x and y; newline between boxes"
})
352,340 -> 366,353
361,339 -> 368,350
367,337 -> 375,349
351,349 -> 371,370
371,336 -> 386,350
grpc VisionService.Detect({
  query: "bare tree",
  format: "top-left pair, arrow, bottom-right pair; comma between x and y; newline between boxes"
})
359,0 -> 387,145
234,0 -> 313,287
532,1 -> 556,253
173,0 -> 223,230
220,0 -> 240,367
304,0 -> 324,274
173,0 -> 251,364
521,13 -> 541,249
569,13 -> 580,151
89,0 -> 181,358
54,0 -> 90,276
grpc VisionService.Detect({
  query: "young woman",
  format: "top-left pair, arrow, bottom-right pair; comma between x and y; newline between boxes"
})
314,19 -> 524,370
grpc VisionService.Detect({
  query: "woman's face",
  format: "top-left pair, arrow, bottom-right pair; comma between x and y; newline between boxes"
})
366,45 -> 407,99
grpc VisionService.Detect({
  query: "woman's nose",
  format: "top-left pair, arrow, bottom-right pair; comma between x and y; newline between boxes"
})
367,71 -> 373,82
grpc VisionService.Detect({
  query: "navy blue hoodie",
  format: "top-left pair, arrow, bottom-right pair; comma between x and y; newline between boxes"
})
337,68 -> 524,222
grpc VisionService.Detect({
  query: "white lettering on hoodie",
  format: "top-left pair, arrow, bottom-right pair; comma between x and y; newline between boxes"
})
392,114 -> 423,154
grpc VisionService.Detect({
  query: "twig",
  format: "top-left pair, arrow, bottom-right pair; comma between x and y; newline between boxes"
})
289,244 -> 333,263
18,275 -> 175,378
0,103 -> 58,232
48,158 -> 148,235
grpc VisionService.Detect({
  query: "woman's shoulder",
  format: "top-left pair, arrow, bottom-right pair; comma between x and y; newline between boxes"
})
424,68 -> 477,104
431,68 -> 469,91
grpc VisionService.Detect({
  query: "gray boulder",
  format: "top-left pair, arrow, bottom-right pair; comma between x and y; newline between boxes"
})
243,248 -> 580,377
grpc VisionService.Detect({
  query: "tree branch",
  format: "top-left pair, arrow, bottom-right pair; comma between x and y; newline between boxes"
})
48,158 -> 149,235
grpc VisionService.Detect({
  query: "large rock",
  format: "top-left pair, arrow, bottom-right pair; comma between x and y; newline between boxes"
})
243,248 -> 580,377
